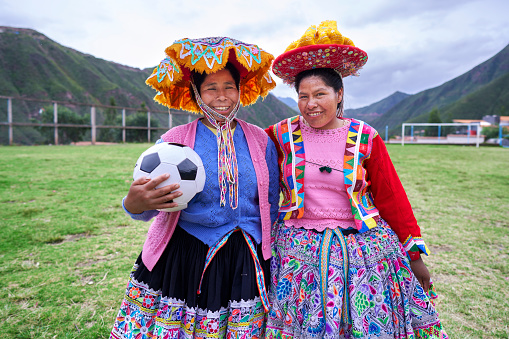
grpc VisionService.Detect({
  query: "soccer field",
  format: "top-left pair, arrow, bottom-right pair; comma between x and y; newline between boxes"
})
0,144 -> 508,338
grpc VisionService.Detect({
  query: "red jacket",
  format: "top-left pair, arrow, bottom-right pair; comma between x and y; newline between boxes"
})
266,117 -> 427,260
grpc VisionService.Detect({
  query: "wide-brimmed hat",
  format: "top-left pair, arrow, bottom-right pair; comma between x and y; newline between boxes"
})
146,37 -> 276,113
272,21 -> 368,84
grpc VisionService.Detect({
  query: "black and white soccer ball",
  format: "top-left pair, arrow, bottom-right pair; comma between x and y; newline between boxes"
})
133,142 -> 206,212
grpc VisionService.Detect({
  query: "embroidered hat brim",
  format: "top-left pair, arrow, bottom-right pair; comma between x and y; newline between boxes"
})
146,37 -> 276,114
271,21 -> 368,84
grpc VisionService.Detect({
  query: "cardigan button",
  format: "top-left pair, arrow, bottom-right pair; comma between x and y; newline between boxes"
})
263,245 -> 267,249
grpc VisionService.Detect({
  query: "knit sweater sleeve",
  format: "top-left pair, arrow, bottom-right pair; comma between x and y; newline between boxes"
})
364,135 -> 428,259
266,137 -> 280,224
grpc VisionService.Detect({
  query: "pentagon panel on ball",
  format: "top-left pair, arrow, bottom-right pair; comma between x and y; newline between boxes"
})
133,142 -> 206,212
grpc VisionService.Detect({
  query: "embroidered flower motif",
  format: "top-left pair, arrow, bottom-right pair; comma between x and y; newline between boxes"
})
142,295 -> 155,308
200,316 -> 208,330
215,48 -> 223,56
207,319 -> 219,333
172,306 -> 183,321
129,287 -> 142,299
131,315 -> 155,339
251,46 -> 259,54
116,304 -> 137,332
307,313 -> 324,334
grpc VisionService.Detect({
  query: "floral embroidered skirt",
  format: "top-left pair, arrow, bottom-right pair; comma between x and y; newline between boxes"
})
110,226 -> 269,339
265,219 -> 448,339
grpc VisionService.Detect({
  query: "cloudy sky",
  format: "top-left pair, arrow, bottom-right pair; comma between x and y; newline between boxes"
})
1,0 -> 508,108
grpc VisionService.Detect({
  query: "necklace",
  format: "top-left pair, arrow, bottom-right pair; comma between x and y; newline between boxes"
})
305,160 -> 343,173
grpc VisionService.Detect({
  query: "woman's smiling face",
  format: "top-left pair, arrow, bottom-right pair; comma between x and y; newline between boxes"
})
297,75 -> 343,130
199,69 -> 239,120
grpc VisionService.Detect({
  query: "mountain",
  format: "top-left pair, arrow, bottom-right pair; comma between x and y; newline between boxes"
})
344,91 -> 410,123
239,94 -> 298,127
277,97 -> 299,111
0,26 -> 295,141
408,71 -> 509,124
369,43 -> 509,132
0,26 -> 156,109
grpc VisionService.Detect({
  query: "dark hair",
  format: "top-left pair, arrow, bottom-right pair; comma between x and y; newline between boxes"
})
191,61 -> 241,99
294,68 -> 344,113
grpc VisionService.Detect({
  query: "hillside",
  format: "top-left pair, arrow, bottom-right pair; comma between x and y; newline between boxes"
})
407,72 -> 509,124
344,91 -> 409,123
0,26 -> 295,141
0,26 -> 156,109
369,43 -> 509,131
238,94 -> 298,126
277,97 -> 299,111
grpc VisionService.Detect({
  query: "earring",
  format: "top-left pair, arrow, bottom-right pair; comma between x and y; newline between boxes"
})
336,106 -> 343,118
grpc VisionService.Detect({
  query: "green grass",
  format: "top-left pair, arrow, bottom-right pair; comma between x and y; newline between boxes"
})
0,144 -> 508,338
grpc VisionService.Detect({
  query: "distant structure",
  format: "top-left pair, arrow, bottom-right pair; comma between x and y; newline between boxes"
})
483,115 -> 500,125
395,115 -> 509,147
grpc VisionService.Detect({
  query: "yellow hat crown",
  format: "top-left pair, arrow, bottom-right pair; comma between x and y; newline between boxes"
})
285,21 -> 355,52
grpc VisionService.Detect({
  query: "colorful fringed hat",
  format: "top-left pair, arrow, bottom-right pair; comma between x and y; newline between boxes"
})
146,37 -> 276,113
272,21 -> 368,84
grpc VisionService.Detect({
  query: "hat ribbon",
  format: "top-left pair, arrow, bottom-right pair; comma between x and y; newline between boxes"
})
191,82 -> 240,209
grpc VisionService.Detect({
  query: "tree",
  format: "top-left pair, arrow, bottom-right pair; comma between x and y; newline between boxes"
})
117,102 -> 159,142
33,105 -> 89,144
424,108 -> 441,136
99,97 -> 119,142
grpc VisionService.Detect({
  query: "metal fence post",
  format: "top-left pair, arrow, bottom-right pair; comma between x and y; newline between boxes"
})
401,124 -> 405,146
122,108 -> 125,144
385,125 -> 388,143
122,108 -> 126,143
438,125 -> 441,142
188,114 -> 191,123
53,102 -> 58,145
91,106 -> 96,145
475,123 -> 481,147
169,109 -> 173,129
7,98 -> 13,145
147,111 -> 151,143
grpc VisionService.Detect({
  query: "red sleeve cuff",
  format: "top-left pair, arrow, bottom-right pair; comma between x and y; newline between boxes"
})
407,250 -> 421,261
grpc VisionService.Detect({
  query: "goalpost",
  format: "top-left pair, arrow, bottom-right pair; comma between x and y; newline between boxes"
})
401,122 -> 482,147
500,123 -> 509,147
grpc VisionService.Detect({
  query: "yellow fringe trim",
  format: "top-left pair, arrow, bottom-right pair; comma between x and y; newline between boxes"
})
285,20 -> 355,53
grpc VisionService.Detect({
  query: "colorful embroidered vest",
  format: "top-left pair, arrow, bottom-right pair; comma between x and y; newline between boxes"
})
268,116 -> 379,232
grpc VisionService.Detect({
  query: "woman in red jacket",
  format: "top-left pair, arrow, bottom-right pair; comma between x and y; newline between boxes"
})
265,21 -> 448,338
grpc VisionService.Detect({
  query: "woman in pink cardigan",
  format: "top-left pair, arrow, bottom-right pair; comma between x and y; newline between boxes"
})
110,37 -> 280,339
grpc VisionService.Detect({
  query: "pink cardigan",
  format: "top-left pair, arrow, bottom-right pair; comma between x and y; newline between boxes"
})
141,118 -> 273,271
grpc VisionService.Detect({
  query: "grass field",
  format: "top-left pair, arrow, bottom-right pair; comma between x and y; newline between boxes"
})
0,144 -> 508,338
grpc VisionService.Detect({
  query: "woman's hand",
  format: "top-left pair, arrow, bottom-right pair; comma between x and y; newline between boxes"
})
124,173 -> 182,214
410,257 -> 431,293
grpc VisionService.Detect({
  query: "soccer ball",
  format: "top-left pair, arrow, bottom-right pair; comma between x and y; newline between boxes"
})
133,142 -> 206,212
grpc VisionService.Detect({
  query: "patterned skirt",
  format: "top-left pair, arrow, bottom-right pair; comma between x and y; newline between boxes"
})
110,226 -> 270,339
266,219 -> 448,339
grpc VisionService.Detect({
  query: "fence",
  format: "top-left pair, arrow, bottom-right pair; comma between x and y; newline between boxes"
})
0,96 -> 196,145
